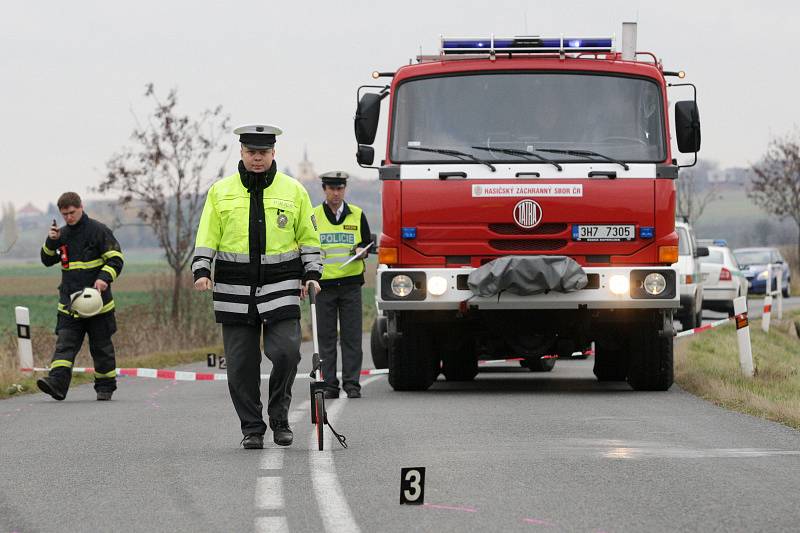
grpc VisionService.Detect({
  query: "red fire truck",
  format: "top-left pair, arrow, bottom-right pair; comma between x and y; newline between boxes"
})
355,25 -> 701,392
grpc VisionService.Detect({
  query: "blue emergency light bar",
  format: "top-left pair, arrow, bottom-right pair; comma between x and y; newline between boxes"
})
441,36 -> 614,55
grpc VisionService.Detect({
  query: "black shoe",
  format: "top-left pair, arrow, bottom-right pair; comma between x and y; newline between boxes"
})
323,388 -> 340,399
270,419 -> 293,446
96,391 -> 113,401
345,389 -> 361,399
36,378 -> 66,401
241,434 -> 264,449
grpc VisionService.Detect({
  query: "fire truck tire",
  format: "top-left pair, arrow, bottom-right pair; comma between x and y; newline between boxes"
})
627,329 -> 674,391
593,341 -> 628,381
523,357 -> 556,372
388,328 -> 437,391
370,317 -> 388,369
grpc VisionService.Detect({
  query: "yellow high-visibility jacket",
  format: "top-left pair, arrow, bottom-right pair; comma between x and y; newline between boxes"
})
314,203 -> 365,281
192,165 -> 322,324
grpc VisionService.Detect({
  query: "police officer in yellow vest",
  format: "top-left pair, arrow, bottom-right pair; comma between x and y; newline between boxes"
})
192,124 -> 322,449
314,171 -> 373,399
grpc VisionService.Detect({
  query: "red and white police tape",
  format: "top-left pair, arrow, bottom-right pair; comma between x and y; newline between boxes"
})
20,366 -> 391,381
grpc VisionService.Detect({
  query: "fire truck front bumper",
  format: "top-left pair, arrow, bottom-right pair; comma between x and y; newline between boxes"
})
377,266 -> 680,311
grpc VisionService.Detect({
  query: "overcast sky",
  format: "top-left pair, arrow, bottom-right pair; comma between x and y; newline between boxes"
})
2,0 -> 798,209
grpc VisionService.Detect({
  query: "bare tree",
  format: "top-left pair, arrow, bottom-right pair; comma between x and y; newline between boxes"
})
676,160 -> 722,224
0,203 -> 18,255
99,84 -> 230,318
749,130 -> 800,261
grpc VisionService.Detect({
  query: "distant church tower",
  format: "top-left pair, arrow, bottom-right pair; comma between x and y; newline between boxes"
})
296,146 -> 316,184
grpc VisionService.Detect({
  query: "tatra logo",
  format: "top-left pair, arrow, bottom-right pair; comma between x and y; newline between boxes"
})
513,199 -> 542,229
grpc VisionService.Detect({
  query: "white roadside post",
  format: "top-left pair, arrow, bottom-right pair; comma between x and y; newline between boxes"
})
15,306 -> 34,376
733,296 -> 754,378
776,266 -> 783,319
761,294 -> 772,333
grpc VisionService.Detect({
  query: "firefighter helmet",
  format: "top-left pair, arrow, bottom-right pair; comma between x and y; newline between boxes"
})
69,288 -> 103,318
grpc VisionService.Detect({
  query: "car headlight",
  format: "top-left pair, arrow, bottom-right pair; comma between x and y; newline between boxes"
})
427,276 -> 448,296
390,274 -> 414,297
609,274 -> 629,295
757,270 -> 769,281
643,272 -> 667,295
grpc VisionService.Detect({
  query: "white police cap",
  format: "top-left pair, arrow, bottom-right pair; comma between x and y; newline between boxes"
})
234,124 -> 283,148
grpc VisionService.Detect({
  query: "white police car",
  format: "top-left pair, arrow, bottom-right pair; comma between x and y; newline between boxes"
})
698,240 -> 748,314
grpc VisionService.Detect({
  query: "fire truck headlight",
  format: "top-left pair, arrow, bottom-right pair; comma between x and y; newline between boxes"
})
427,276 -> 448,296
643,273 -> 667,295
390,275 -> 414,297
609,274 -> 629,295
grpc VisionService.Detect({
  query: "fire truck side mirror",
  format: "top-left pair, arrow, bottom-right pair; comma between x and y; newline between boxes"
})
674,100 -> 701,153
355,92 -> 385,145
357,145 -> 375,166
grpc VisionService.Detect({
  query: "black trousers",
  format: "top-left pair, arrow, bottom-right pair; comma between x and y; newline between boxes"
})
222,319 -> 301,436
316,284 -> 363,393
48,312 -> 117,393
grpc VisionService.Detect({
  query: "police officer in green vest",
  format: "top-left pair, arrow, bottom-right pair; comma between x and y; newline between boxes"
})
313,171 -> 373,399
192,124 -> 322,449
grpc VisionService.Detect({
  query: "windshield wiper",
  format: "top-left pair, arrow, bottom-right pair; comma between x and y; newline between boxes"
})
406,146 -> 496,172
537,148 -> 630,170
471,146 -> 562,171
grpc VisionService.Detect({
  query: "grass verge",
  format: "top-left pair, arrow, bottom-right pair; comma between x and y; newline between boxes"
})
675,310 -> 800,429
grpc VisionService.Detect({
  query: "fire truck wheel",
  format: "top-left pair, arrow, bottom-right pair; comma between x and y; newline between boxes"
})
627,326 -> 674,391
370,317 -> 388,369
523,357 -> 556,372
593,339 -> 628,381
388,326 -> 438,391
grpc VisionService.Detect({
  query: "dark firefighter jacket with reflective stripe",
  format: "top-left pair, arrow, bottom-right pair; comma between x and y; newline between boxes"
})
313,201 -> 372,287
192,161 -> 322,325
40,213 -> 124,317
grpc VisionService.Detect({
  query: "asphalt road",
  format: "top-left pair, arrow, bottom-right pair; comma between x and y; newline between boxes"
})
2,313 -> 800,532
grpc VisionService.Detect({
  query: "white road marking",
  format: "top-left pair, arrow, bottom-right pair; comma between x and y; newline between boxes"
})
289,399 -> 310,425
255,476 -> 284,510
254,516 -> 289,533
259,449 -> 284,470
309,374 -> 383,533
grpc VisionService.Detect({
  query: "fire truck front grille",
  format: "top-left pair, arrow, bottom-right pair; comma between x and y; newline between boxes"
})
489,223 -> 567,235
489,239 -> 567,251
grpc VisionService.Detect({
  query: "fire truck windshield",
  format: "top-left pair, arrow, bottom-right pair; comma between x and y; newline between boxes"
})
391,72 -> 666,165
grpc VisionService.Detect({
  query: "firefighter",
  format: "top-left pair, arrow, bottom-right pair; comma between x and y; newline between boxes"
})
37,192 -> 124,401
192,124 -> 322,449
313,171 -> 373,399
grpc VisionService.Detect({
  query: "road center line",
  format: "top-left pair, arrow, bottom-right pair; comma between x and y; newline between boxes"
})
259,449 -> 285,470
254,516 -> 289,533
255,476 -> 284,510
289,399 -> 310,425
309,374 -> 383,533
